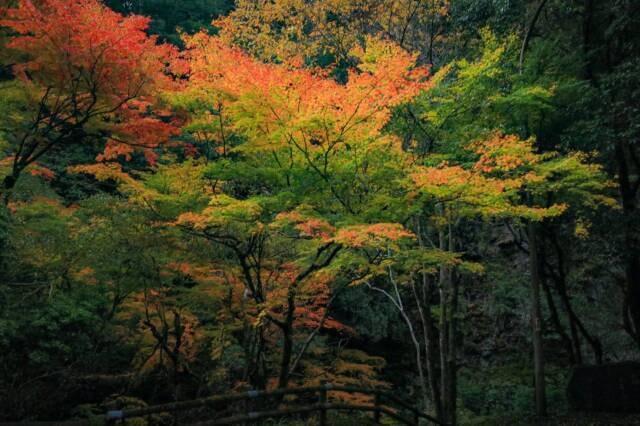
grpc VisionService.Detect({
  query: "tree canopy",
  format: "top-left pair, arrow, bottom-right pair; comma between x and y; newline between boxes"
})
0,0 -> 638,424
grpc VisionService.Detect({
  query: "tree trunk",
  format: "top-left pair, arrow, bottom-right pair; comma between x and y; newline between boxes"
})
582,0 -> 595,81
438,223 -> 458,425
615,138 -> 640,347
277,290 -> 297,389
547,232 -> 603,364
447,273 -> 458,426
415,218 -> 443,420
1,173 -> 18,205
438,228 -> 450,424
528,221 -> 547,417
412,278 -> 442,420
277,324 -> 293,389
540,270 -> 576,364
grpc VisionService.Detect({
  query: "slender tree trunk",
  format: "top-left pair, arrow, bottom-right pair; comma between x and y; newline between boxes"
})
519,0 -> 550,72
528,221 -> 547,417
541,229 -> 603,364
412,279 -> 442,420
615,138 -> 640,347
367,275 -> 431,413
277,290 -> 297,389
540,271 -> 576,364
582,0 -> 595,81
277,324 -> 293,389
1,173 -> 18,205
405,307 -> 431,412
556,281 -> 603,365
415,218 -> 443,420
438,228 -> 450,423
438,222 -> 458,425
447,275 -> 458,426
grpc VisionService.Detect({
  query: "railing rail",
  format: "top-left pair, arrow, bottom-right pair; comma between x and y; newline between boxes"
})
105,384 -> 446,425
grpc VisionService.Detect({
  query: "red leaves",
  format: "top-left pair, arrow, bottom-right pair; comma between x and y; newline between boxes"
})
1,0 -> 175,91
0,0 -> 181,166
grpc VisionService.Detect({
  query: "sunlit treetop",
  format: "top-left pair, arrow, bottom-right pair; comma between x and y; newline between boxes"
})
181,32 -> 428,155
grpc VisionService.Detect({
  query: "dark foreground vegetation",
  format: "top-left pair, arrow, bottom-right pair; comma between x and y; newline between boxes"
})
1,0 -> 639,424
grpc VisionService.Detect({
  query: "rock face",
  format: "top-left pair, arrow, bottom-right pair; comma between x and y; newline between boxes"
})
568,362 -> 640,413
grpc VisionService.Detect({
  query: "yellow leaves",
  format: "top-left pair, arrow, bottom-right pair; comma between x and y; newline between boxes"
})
334,223 -> 414,248
509,203 -> 568,221
176,195 -> 262,230
408,132 -> 594,222
216,0 -> 359,64
574,218 -> 591,239
209,195 -> 262,222
410,162 -> 508,210
68,163 -> 142,193
174,212 -> 210,231
299,348 -> 390,402
350,35 -> 414,74
217,0 -> 449,73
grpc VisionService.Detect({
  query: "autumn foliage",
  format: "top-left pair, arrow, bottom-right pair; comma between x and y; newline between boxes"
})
0,1 -> 625,424
0,0 -> 181,194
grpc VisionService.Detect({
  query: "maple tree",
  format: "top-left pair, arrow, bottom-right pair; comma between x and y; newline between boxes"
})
1,1 -> 637,424
0,0 -> 181,200
76,31 -> 429,392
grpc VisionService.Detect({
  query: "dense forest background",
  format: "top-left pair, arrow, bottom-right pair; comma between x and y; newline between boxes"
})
1,0 -> 639,424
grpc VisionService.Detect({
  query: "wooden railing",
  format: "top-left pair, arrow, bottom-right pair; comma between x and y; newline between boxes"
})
105,384 -> 445,425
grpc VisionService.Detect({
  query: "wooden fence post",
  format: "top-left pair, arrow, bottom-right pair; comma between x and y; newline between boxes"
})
319,384 -> 328,426
374,392 -> 381,424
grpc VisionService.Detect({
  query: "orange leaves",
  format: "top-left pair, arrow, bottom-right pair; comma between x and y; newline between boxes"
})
334,223 -> 414,248
472,132 -> 541,174
182,32 -> 428,154
276,210 -> 413,248
295,219 -> 336,241
275,210 -> 336,241
175,211 -> 211,231
411,164 -> 473,187
98,141 -> 135,162
411,133 -> 543,200
28,164 -> 55,181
